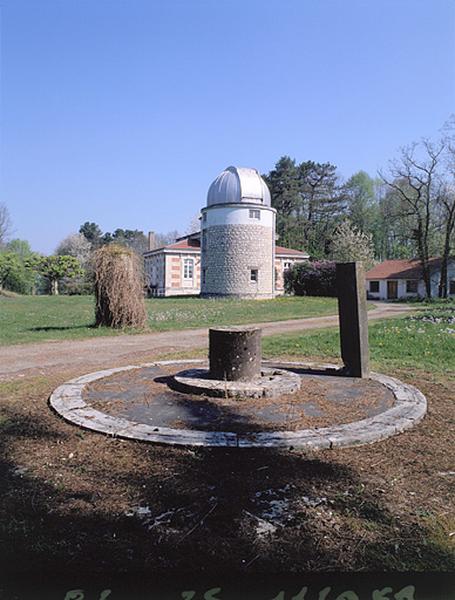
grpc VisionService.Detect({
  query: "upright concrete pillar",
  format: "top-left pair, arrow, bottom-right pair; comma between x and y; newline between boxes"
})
209,326 -> 262,381
336,262 -> 370,378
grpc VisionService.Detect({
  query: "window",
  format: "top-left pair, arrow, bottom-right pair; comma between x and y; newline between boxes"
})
183,258 -> 194,279
406,280 -> 418,293
284,261 -> 292,271
202,212 -> 207,222
450,280 -> 455,295
250,269 -> 258,283
201,230 -> 207,251
249,209 -> 260,220
369,281 -> 379,293
202,268 -> 206,285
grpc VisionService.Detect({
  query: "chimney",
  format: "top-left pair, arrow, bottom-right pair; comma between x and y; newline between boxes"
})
148,231 -> 157,251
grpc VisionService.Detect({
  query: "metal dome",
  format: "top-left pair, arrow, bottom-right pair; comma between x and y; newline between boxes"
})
207,166 -> 271,207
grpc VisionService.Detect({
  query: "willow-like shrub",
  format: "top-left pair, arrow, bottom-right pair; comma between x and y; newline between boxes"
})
94,244 -> 147,328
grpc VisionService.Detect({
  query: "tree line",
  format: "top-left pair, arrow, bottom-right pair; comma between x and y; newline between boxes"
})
1,120 -> 454,298
263,119 -> 455,297
264,161 -> 377,267
0,217 -> 182,296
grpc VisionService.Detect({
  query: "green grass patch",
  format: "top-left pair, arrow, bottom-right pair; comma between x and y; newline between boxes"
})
391,296 -> 455,306
0,294 -> 338,345
263,316 -> 455,373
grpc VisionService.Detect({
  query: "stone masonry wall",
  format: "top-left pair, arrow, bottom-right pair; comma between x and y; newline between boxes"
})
201,224 -> 274,298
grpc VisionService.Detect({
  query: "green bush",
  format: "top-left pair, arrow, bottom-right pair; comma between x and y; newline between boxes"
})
285,261 -> 337,296
0,252 -> 36,294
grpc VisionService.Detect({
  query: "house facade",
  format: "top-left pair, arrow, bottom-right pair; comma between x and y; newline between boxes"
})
366,258 -> 455,300
144,234 -> 309,297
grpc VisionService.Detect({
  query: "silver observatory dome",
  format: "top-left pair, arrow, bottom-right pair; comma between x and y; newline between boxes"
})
206,166 -> 271,207
201,165 -> 276,300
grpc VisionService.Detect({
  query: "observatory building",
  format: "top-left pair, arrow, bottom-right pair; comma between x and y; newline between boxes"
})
200,166 -> 276,298
144,166 -> 309,297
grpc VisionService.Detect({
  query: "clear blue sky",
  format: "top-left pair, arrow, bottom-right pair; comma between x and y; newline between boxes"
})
2,0 -> 454,254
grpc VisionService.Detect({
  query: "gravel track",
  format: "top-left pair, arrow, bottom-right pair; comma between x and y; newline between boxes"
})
0,302 -> 416,380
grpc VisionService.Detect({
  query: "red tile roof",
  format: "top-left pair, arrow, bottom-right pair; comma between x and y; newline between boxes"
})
366,258 -> 443,280
165,238 -> 200,250
146,238 -> 308,256
275,245 -> 308,256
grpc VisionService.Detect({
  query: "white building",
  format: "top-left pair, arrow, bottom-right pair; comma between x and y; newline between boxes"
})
144,233 -> 308,297
366,258 -> 455,300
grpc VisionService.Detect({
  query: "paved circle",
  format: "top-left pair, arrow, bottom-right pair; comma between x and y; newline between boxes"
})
49,360 -> 427,448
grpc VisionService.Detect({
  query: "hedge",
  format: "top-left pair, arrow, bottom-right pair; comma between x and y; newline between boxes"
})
285,261 -> 337,297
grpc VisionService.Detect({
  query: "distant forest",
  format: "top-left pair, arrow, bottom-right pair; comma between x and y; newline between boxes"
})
1,120 -> 454,298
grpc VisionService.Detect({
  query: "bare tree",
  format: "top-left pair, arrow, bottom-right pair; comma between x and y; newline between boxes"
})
0,203 -> 12,247
55,232 -> 92,268
155,230 -> 182,248
435,122 -> 455,297
380,139 -> 445,298
437,185 -> 455,298
186,212 -> 201,235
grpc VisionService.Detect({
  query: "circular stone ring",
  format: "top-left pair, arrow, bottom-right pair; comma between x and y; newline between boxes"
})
49,360 -> 427,449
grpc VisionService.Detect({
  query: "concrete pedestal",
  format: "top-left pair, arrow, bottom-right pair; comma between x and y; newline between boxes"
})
209,326 -> 262,381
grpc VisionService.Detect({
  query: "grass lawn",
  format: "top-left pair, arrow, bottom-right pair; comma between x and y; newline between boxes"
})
1,307 -> 454,586
263,313 -> 455,374
0,294 -> 338,345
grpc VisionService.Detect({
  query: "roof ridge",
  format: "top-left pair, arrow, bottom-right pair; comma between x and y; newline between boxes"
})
145,240 -> 308,255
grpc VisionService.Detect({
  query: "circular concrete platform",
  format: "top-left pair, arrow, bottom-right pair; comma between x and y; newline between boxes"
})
49,360 -> 427,448
169,366 -> 301,398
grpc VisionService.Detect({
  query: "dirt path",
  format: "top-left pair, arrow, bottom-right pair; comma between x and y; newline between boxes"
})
0,302 -> 416,380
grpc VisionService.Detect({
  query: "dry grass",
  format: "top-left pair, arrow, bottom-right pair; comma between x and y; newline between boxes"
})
0,361 -> 453,582
84,364 -> 395,432
94,244 -> 147,328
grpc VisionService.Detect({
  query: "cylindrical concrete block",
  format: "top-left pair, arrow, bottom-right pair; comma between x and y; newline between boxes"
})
209,326 -> 262,381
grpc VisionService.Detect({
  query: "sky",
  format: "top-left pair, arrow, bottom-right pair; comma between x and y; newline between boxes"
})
2,0 -> 455,254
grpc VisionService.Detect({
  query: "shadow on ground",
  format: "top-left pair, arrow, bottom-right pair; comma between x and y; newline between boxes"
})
1,398 -> 453,588
28,324 -> 97,332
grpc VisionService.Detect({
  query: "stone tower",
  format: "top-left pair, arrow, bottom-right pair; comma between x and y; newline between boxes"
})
200,166 -> 276,299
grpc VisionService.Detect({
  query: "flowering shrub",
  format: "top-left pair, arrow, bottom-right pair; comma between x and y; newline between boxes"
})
285,261 -> 337,297
408,305 -> 455,325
